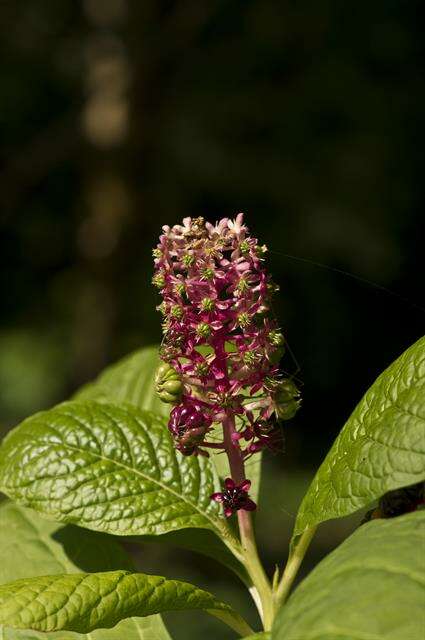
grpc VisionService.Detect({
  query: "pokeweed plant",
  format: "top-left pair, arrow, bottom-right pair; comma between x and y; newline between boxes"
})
0,214 -> 424,640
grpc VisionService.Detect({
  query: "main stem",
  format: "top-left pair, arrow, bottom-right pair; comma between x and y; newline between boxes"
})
222,415 -> 274,630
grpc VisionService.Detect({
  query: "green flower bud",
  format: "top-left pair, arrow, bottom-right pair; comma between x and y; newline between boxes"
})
201,267 -> 214,280
237,312 -> 251,328
174,282 -> 186,297
171,305 -> 183,319
155,362 -> 183,404
269,330 -> 284,347
200,297 -> 215,311
195,361 -> 210,377
157,302 -> 167,315
182,254 -> 195,268
268,331 -> 285,364
274,379 -> 301,421
237,277 -> 249,293
239,239 -> 250,254
196,322 -> 212,339
152,272 -> 166,289
243,351 -> 258,367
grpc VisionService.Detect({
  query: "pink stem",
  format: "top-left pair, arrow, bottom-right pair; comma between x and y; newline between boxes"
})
222,413 -> 273,627
222,415 -> 256,546
202,441 -> 226,449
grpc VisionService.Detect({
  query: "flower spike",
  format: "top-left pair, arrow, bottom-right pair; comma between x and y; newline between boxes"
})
152,214 -> 301,508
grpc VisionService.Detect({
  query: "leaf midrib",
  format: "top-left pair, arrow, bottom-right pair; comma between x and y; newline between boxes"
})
12,424 -> 226,538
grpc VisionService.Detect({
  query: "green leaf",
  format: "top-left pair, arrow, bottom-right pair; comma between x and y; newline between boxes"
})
73,345 -> 262,499
273,510 -> 425,640
0,502 -> 134,582
243,634 -> 270,639
137,528 -> 249,583
0,570 -> 252,637
294,336 -> 425,538
1,617 -> 171,640
74,346 -> 169,418
0,401 -> 236,546
70,346 -> 253,576
0,502 -> 171,639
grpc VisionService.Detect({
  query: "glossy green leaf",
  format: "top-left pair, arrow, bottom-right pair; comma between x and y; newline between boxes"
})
73,345 -> 262,499
273,510 -> 425,640
74,346 -> 169,418
243,634 -> 270,639
69,346 -> 253,575
71,345 -> 256,572
0,570 -> 252,636
294,336 -> 425,538
0,402 -> 236,548
0,502 -> 171,639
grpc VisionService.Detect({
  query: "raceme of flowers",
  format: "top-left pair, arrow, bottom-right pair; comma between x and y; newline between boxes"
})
153,214 -> 300,516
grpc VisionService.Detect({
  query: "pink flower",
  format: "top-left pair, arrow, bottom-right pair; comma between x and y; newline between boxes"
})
153,214 -> 300,468
211,478 -> 256,517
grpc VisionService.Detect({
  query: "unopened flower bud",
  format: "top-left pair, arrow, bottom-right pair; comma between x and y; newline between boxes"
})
268,332 -> 285,364
171,305 -> 183,319
201,267 -> 214,281
182,254 -> 195,268
152,272 -> 166,289
201,297 -> 215,311
274,379 -> 301,420
169,402 -> 211,455
196,322 -> 212,339
239,239 -> 250,254
175,283 -> 186,297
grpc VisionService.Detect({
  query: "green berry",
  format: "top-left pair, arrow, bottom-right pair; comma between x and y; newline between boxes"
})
155,362 -> 183,404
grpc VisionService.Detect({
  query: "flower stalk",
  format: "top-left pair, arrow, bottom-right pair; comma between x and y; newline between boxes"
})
222,414 -> 274,629
153,213 -> 302,630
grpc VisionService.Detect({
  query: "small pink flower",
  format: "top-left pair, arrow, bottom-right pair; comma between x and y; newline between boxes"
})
211,478 -> 256,517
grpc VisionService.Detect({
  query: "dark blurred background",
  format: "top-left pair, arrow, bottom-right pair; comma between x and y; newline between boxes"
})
0,1 -> 424,637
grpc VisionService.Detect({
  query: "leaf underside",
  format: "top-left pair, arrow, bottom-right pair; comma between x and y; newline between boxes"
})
294,336 -> 425,538
274,510 -> 425,640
